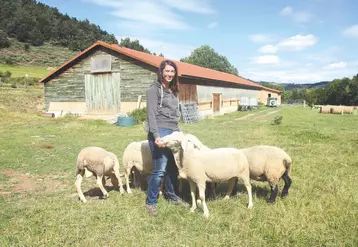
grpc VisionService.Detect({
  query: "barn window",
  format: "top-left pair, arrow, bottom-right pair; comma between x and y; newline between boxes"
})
91,55 -> 112,73
268,93 -> 271,97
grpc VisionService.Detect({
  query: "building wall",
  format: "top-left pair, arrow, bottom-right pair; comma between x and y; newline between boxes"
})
44,47 -> 157,114
196,84 -> 259,116
258,90 -> 281,105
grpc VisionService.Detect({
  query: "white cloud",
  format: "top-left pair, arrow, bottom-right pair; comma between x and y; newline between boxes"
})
208,22 -> 218,29
83,0 -> 215,31
277,34 -> 318,51
241,61 -> 358,83
117,36 -> 194,60
343,25 -> 358,38
111,1 -> 189,30
280,6 -> 312,23
324,62 -> 347,69
258,45 -> 278,54
249,34 -> 276,43
256,34 -> 318,54
161,0 -> 215,14
253,55 -> 280,65
280,6 -> 292,16
293,11 -> 312,23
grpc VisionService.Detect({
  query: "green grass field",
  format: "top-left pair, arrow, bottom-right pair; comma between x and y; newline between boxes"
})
0,64 -> 50,79
0,87 -> 358,246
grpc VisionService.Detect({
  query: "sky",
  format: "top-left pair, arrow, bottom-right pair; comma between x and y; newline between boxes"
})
38,0 -> 358,84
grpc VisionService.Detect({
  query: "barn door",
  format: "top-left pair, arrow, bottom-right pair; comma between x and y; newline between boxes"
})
212,93 -> 221,113
85,73 -> 121,114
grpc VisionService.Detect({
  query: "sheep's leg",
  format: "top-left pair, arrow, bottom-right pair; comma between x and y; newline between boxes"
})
178,178 -> 183,195
188,180 -> 197,213
125,165 -> 133,194
210,183 -> 217,199
75,170 -> 87,203
281,173 -> 292,197
224,178 -> 236,200
268,183 -> 278,203
197,183 -> 209,217
125,172 -> 132,194
96,175 -> 109,199
241,176 -> 253,209
113,169 -> 125,194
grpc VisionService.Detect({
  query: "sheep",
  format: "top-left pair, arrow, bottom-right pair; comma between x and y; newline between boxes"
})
75,146 -> 124,203
240,145 -> 293,203
122,136 -> 211,195
122,140 -> 153,194
161,131 -> 253,217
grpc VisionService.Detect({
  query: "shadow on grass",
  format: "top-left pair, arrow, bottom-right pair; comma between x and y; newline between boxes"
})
83,186 -> 120,199
178,181 -> 271,202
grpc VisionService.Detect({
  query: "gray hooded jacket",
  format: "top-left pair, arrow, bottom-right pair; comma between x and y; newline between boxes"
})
146,80 -> 180,138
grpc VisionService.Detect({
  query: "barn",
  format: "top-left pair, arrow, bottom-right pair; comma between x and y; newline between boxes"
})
40,41 -> 281,118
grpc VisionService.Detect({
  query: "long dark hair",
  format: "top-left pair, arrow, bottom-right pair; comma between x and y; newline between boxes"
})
157,60 -> 179,95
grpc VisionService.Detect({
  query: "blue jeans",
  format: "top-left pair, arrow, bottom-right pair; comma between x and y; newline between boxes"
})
146,128 -> 180,205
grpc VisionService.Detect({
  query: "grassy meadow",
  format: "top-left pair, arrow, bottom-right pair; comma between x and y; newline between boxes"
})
0,86 -> 358,246
0,64 -> 50,79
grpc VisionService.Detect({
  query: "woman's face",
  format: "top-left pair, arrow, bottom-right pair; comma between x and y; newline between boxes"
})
162,64 -> 176,83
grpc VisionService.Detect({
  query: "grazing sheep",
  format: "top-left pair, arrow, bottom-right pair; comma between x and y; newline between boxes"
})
161,132 -> 253,217
75,146 -> 124,202
241,145 -> 292,203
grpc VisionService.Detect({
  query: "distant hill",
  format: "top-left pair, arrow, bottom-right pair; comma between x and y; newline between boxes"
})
255,80 -> 330,91
0,0 -> 118,51
281,81 -> 330,90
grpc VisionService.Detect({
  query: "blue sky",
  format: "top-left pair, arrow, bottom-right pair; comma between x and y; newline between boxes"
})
38,0 -> 358,84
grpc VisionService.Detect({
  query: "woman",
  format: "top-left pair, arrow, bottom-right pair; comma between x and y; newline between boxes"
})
145,60 -> 186,216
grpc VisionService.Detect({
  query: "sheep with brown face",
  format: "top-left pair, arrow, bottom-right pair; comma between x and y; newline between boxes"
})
75,146 -> 124,203
161,132 -> 253,218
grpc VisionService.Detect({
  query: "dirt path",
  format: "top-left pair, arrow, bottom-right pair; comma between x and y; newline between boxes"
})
0,170 -> 68,195
251,110 -> 280,120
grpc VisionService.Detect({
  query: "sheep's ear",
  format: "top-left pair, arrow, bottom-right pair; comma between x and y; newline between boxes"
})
180,135 -> 190,153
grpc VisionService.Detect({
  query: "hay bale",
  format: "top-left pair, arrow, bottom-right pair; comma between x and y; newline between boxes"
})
331,106 -> 343,114
320,106 -> 331,114
343,106 -> 354,114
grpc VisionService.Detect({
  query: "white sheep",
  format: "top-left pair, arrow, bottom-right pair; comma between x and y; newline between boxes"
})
161,132 -> 253,217
122,140 -> 153,194
122,137 -> 209,195
75,146 -> 124,203
240,145 -> 292,203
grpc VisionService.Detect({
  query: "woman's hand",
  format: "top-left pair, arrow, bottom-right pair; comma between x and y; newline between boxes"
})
155,137 -> 165,147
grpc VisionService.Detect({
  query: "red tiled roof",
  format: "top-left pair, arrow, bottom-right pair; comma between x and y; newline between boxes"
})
40,40 -> 281,93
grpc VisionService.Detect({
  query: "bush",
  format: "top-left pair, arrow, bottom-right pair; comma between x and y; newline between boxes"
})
5,57 -> 15,65
272,115 -> 283,125
0,30 -> 11,49
129,107 -> 147,124
24,43 -> 30,51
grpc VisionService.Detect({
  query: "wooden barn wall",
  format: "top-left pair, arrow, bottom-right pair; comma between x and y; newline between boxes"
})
115,53 -> 157,102
44,47 -> 157,111
178,82 -> 198,103
178,77 -> 259,104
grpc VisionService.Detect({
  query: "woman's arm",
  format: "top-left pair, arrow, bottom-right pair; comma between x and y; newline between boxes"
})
146,86 -> 160,139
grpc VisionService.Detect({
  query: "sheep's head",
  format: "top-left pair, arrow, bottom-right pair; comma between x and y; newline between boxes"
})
161,132 -> 203,153
161,131 -> 185,153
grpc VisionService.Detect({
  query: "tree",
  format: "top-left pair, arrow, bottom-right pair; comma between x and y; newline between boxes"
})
180,45 -> 238,75
120,37 -> 151,54
0,29 -> 11,48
